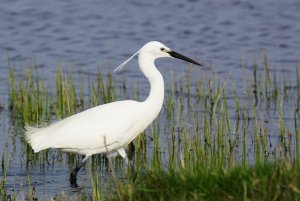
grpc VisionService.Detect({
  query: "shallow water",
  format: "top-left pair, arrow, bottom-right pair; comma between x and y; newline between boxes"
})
0,0 -> 300,199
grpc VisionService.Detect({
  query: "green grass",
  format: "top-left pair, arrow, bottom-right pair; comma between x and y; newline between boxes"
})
110,163 -> 300,201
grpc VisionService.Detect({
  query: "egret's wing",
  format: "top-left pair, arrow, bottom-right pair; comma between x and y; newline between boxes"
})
26,100 -> 140,153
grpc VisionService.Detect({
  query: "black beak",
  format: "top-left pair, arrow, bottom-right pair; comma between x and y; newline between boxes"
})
168,50 -> 201,66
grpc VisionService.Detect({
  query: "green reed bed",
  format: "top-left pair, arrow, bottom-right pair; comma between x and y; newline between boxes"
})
110,163 -> 300,201
3,58 -> 300,200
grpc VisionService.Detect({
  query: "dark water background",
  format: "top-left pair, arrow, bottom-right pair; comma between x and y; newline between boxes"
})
0,0 -> 300,199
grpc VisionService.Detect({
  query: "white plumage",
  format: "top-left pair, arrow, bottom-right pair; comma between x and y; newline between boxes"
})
26,100 -> 159,155
25,41 -> 201,183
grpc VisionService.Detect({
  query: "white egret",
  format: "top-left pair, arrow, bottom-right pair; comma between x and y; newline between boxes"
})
25,41 -> 201,185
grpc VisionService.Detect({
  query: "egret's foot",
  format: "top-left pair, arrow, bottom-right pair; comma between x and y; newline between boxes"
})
70,171 -> 78,188
70,169 -> 79,188
69,155 -> 90,188
70,181 -> 79,188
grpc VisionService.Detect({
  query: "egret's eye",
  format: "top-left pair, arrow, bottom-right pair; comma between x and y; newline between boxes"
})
160,47 -> 165,51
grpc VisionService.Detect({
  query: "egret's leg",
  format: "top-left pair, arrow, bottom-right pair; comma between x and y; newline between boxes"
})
70,155 -> 90,185
117,147 -> 136,179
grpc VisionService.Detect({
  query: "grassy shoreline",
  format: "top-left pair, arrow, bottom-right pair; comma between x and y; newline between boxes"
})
110,163 -> 300,201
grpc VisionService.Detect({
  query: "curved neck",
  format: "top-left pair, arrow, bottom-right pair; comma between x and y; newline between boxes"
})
138,53 -> 164,109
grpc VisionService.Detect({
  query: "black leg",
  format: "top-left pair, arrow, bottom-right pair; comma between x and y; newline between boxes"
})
70,155 -> 89,187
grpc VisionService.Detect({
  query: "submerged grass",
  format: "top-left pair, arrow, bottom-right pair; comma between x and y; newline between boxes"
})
2,55 -> 300,200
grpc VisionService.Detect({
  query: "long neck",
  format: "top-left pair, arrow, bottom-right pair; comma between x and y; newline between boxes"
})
138,53 -> 164,110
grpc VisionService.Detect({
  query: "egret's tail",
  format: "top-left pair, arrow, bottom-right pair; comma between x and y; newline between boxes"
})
25,125 -> 49,153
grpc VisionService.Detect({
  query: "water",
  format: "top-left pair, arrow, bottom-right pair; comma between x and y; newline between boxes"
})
0,0 -> 300,199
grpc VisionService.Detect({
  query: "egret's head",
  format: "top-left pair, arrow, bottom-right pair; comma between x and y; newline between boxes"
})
140,41 -> 201,65
139,41 -> 171,58
114,41 -> 201,73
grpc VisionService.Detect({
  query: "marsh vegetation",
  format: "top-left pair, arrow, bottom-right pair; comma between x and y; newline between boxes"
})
1,56 -> 300,200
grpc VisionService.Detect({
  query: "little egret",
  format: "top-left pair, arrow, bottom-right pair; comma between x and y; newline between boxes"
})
25,41 -> 201,185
